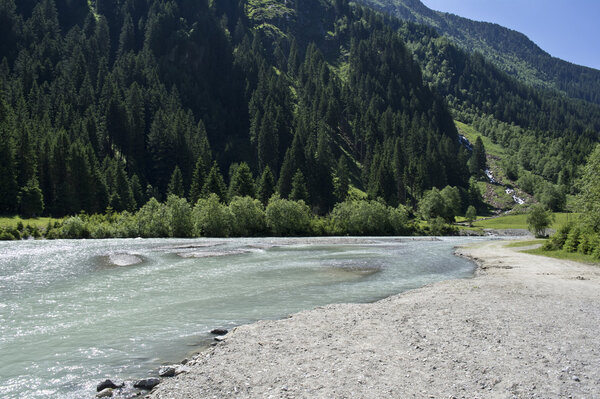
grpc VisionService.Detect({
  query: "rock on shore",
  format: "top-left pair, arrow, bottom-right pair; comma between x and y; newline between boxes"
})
150,241 -> 600,398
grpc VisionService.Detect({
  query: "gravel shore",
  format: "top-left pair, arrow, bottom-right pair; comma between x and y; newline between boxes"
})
149,240 -> 600,398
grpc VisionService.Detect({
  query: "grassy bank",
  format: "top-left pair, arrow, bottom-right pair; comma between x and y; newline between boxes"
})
471,213 -> 575,230
0,217 -> 62,229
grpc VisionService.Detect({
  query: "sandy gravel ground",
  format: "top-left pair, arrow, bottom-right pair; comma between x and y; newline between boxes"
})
149,241 -> 600,399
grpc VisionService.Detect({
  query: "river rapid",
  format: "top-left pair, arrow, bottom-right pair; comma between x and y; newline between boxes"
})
0,237 -> 485,398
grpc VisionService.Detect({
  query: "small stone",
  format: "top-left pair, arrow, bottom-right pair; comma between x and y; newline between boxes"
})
133,378 -> 161,390
572,376 -> 580,382
210,328 -> 228,335
159,366 -> 177,377
96,388 -> 113,398
97,379 -> 123,392
181,358 -> 188,365
214,335 -> 226,342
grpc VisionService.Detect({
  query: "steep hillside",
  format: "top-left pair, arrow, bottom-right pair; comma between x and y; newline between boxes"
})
0,0 -> 472,217
359,0 -> 600,105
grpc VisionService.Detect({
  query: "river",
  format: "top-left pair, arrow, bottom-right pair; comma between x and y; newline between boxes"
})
0,236 -> 486,398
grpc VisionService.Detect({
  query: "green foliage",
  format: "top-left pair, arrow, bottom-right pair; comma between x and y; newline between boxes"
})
193,193 -> 233,237
166,195 -> 193,238
526,204 -> 554,238
289,169 -> 309,203
265,195 -> 311,236
419,186 -> 461,223
136,198 -> 170,238
229,196 -> 266,237
18,178 -> 44,218
58,216 -> 89,239
228,163 -> 255,199
257,166 -> 276,205
167,167 -> 186,198
542,223 -> 572,251
202,162 -> 227,203
465,205 -> 476,226
330,199 -> 409,236
576,145 -> 600,232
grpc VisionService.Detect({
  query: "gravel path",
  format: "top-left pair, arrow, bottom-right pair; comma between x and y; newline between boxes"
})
148,241 -> 600,398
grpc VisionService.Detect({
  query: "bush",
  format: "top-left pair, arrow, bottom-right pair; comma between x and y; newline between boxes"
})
228,196 -> 266,237
166,195 -> 193,238
193,193 -> 233,237
59,216 -> 90,239
330,199 -> 409,236
136,198 -> 170,237
563,227 -> 582,253
0,228 -> 18,240
577,232 -> 595,255
265,195 -> 311,236
542,223 -> 572,250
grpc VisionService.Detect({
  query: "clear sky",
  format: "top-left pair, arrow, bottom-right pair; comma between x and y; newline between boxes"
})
421,0 -> 600,70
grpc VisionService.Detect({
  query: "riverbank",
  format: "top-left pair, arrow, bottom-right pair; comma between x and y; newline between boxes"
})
148,240 -> 600,398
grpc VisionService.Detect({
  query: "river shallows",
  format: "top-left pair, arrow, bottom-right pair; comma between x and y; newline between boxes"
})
0,237 -> 482,398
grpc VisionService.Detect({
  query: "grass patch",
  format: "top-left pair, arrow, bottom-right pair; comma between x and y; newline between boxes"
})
504,239 -> 545,248
0,216 -> 62,229
472,213 -> 576,230
523,247 -> 600,265
455,121 -> 506,158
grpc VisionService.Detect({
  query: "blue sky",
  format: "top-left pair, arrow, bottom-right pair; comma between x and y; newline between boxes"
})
421,0 -> 600,70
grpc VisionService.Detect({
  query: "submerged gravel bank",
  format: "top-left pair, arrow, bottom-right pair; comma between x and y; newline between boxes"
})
148,241 -> 600,398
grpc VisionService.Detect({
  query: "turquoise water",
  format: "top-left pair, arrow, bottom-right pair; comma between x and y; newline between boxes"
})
0,237 -> 483,398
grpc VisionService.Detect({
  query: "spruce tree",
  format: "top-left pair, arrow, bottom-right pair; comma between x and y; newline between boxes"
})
257,165 -> 276,205
228,162 -> 255,199
290,169 -> 309,203
189,156 -> 206,205
202,161 -> 227,202
167,166 -> 185,198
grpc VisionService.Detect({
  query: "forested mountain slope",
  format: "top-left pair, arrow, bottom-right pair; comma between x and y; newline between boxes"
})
0,0 -> 472,217
0,0 -> 597,220
359,0 -> 600,105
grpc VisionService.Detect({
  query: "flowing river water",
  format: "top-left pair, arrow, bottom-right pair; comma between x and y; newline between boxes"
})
0,237 -> 487,398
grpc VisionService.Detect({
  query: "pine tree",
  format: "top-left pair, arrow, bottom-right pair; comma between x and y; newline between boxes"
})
257,165 -> 276,205
167,166 -> 185,198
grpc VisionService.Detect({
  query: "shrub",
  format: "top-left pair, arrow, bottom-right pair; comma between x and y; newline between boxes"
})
166,195 -> 193,238
59,216 -> 90,239
228,196 -> 266,237
193,193 -> 233,237
543,223 -> 572,250
563,227 -> 582,253
265,195 -> 311,236
136,198 -> 170,238
330,200 -> 409,236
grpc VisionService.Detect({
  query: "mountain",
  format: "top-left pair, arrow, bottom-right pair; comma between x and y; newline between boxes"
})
0,0 -> 472,217
0,0 -> 597,220
358,0 -> 600,105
